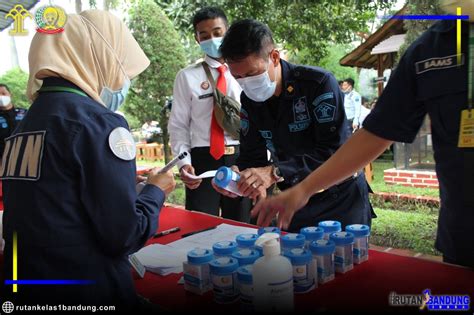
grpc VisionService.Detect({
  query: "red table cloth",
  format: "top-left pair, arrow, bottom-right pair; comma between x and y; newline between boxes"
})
134,206 -> 474,311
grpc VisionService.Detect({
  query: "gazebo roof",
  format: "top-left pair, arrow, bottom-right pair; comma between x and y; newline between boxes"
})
340,5 -> 407,69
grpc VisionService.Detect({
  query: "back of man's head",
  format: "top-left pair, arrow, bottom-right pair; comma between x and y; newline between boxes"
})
220,19 -> 274,62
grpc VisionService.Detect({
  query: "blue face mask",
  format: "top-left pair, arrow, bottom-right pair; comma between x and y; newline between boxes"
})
100,76 -> 131,112
237,58 -> 276,102
199,37 -> 224,58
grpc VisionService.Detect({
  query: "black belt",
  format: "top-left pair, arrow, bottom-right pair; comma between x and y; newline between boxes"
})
190,145 -> 239,156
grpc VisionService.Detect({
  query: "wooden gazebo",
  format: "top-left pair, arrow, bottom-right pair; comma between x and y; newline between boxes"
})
340,5 -> 407,96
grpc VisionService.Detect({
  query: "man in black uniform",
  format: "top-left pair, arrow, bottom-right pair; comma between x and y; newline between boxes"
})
213,19 -> 373,232
0,84 -> 27,155
252,2 -> 474,268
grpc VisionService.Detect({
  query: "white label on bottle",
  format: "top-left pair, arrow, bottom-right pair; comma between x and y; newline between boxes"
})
292,264 -> 307,281
239,282 -> 253,302
267,278 -> 294,311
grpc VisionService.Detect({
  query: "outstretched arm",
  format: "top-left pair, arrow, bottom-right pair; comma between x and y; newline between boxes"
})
251,128 -> 392,229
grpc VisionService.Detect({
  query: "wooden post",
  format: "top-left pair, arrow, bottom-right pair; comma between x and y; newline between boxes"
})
377,54 -> 385,97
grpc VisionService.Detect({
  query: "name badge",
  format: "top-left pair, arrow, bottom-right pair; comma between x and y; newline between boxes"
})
458,109 -> 474,148
198,93 -> 213,100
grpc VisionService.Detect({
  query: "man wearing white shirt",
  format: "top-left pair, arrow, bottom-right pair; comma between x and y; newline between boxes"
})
341,78 -> 362,132
168,7 -> 251,221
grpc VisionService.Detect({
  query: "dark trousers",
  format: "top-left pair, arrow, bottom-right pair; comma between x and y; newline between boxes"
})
287,174 -> 375,232
185,146 -> 252,223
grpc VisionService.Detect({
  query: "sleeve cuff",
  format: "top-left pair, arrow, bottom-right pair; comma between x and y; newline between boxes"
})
140,184 -> 166,207
177,154 -> 192,169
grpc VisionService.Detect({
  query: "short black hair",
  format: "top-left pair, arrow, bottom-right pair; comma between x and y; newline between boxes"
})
338,80 -> 343,85
344,78 -> 355,87
0,84 -> 10,93
220,19 -> 274,62
192,7 -> 228,32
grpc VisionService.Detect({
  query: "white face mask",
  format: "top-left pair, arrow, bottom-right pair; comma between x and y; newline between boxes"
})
0,96 -> 11,107
440,0 -> 474,21
237,58 -> 277,103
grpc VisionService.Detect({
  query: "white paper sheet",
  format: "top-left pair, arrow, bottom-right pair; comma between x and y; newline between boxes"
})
133,244 -> 188,276
166,223 -> 258,253
133,224 -> 258,276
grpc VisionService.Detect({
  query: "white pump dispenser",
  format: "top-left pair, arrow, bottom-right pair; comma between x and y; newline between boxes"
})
252,233 -> 294,312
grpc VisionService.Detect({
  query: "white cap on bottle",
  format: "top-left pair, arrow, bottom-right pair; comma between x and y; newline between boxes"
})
255,232 -> 280,256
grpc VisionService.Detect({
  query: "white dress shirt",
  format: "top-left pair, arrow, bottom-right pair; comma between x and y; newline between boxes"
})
343,89 -> 362,125
169,55 -> 241,168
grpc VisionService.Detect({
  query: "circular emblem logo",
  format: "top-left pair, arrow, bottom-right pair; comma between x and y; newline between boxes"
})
35,5 -> 67,34
200,81 -> 210,90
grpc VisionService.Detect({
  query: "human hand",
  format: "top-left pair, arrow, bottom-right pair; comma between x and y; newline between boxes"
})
147,168 -> 176,196
211,165 -> 240,198
237,166 -> 274,202
180,164 -> 202,190
250,186 -> 310,230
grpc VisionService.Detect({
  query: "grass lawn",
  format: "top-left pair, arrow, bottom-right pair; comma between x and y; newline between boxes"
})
136,160 -> 165,168
371,207 -> 440,256
371,160 -> 439,198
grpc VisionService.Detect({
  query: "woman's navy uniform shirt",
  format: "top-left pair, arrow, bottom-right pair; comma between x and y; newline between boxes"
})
0,107 -> 27,155
237,59 -> 374,232
363,21 -> 474,267
0,78 -> 165,307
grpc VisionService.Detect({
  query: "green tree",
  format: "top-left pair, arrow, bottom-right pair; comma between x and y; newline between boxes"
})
156,0 -> 396,65
0,67 -> 30,109
125,0 -> 186,162
293,44 -> 358,83
398,0 -> 442,60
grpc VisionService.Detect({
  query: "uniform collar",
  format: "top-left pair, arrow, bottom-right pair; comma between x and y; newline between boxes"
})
432,20 -> 469,34
280,59 -> 298,100
41,77 -> 87,93
204,55 -> 226,69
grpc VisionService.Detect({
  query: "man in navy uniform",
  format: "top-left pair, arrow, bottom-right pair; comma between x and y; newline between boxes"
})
1,10 -> 176,309
0,84 -> 27,156
213,19 -> 374,232
251,1 -> 474,268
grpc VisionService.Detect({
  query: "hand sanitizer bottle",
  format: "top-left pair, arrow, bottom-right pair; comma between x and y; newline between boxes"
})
253,233 -> 294,312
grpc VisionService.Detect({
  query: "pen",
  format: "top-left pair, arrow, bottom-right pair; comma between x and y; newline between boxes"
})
181,226 -> 217,238
158,151 -> 188,174
153,227 -> 180,238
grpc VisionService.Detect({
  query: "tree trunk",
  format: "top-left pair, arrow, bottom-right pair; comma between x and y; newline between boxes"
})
160,109 -> 172,164
75,0 -> 82,13
104,0 -> 111,11
9,36 -> 19,69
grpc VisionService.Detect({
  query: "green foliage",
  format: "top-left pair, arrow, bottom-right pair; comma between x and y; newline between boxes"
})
125,0 -> 186,122
295,44 -> 358,84
0,67 -> 30,109
166,178 -> 186,205
124,0 -> 186,132
397,0 -> 442,62
155,0 -> 396,65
